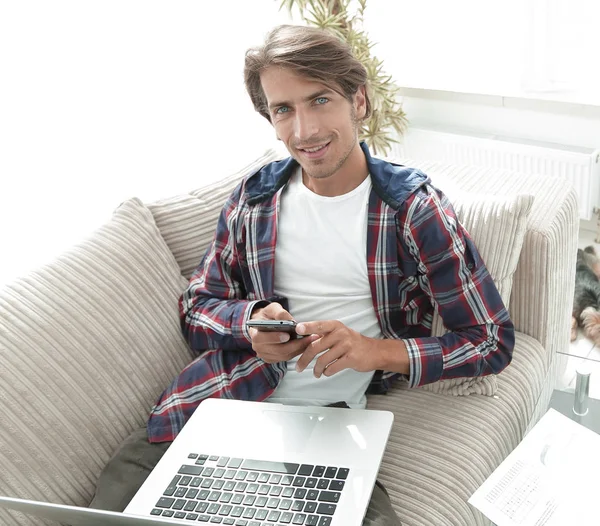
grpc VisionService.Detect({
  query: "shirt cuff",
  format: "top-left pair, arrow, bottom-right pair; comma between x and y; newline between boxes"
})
403,337 -> 445,388
241,300 -> 271,343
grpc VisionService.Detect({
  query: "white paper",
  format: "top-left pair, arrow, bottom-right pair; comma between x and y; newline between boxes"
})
469,408 -> 600,526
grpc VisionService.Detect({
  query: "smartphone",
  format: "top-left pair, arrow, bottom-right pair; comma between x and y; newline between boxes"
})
246,319 -> 302,337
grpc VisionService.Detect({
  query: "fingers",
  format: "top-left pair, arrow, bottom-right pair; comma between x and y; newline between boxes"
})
249,327 -> 292,345
317,355 -> 347,378
284,335 -> 320,361
312,345 -> 346,378
253,333 -> 319,364
295,328 -> 339,372
260,302 -> 295,321
296,320 -> 337,336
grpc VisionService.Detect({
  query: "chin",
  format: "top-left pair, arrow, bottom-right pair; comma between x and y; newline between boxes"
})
302,163 -> 337,180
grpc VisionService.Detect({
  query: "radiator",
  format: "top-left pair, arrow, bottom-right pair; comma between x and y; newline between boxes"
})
390,126 -> 600,221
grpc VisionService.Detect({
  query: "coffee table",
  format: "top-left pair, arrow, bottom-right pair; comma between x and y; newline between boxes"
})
549,348 -> 600,434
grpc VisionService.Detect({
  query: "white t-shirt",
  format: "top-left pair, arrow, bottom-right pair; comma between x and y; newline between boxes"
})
265,168 -> 383,409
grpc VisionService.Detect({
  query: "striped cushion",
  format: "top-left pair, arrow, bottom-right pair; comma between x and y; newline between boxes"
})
149,149 -> 281,279
0,198 -> 192,523
426,191 -> 534,341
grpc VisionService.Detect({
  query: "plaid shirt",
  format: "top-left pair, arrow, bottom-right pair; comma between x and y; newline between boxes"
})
147,143 -> 514,443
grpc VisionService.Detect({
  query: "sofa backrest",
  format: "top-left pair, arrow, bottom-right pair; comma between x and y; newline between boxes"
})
148,149 -> 282,279
150,150 -> 578,371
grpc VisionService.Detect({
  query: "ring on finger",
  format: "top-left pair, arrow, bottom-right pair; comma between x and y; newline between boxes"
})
323,358 -> 338,371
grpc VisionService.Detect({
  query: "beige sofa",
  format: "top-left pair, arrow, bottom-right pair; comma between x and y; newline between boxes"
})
0,150 -> 578,526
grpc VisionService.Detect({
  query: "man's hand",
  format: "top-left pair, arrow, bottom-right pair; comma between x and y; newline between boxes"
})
249,303 -> 317,364
294,320 -> 379,377
295,320 -> 410,378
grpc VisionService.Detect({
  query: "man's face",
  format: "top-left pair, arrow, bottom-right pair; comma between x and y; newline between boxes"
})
260,67 -> 366,180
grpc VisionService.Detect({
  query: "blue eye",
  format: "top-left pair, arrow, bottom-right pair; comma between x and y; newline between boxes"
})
276,106 -> 290,114
315,97 -> 328,105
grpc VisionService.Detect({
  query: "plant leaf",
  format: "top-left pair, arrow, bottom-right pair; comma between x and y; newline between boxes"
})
276,0 -> 406,154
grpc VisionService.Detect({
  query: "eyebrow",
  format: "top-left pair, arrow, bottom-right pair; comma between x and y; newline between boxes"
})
268,89 -> 335,111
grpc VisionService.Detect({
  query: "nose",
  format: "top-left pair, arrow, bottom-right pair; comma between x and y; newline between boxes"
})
293,108 -> 319,143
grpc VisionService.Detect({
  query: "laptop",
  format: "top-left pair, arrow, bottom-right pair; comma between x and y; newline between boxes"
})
0,398 -> 394,526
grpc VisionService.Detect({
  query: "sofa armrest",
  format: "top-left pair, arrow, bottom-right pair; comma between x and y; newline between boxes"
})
0,198 -> 192,525
509,191 -> 579,356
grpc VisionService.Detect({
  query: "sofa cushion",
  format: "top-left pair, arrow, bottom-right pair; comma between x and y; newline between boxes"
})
444,191 -> 533,309
0,198 -> 193,520
427,190 -> 534,338
148,149 -> 281,279
367,330 -> 548,525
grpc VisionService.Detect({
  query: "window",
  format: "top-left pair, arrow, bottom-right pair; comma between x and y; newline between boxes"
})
364,0 -> 600,105
522,0 -> 600,105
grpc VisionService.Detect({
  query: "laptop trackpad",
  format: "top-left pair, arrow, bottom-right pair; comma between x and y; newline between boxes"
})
262,409 -> 320,453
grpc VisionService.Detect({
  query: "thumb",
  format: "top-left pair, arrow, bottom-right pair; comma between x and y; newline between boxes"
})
263,302 -> 294,321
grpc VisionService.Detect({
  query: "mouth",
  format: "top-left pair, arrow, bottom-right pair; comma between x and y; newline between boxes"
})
297,141 -> 330,160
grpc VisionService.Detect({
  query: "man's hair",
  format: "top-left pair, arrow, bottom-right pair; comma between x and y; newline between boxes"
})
244,24 -> 372,123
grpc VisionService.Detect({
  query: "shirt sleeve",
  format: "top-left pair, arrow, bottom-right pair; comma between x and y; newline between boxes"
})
398,184 -> 515,388
179,182 -> 264,352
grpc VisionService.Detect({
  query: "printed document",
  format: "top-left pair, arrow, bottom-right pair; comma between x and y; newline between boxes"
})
469,408 -> 600,525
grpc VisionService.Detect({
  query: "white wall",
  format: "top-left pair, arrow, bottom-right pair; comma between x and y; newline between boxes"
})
393,90 -> 600,232
398,92 -> 600,150
0,1 -> 291,287
2,1 -> 599,288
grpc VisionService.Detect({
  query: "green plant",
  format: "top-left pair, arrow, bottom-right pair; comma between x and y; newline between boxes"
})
279,0 -> 407,155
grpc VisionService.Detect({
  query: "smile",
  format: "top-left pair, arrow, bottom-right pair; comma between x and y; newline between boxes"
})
302,144 -> 327,153
298,142 -> 330,159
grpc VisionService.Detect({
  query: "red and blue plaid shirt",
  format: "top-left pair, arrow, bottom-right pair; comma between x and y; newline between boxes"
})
147,143 -> 514,443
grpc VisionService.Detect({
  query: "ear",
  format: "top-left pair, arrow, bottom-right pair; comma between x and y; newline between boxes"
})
354,85 -> 367,120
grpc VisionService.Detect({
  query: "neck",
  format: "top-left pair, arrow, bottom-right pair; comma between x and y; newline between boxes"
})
302,142 -> 368,197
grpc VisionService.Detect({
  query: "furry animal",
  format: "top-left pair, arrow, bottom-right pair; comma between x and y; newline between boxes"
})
571,246 -> 600,342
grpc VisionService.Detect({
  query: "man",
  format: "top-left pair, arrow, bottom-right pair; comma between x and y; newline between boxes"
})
91,24 -> 514,525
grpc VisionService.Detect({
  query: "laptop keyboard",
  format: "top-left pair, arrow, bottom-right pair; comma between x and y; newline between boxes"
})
150,453 -> 350,526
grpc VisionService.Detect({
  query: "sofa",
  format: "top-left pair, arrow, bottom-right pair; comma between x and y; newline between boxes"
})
0,149 -> 578,526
